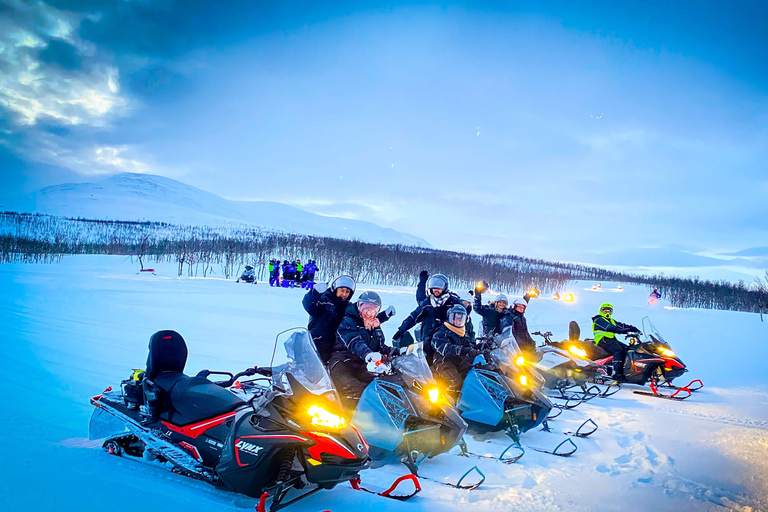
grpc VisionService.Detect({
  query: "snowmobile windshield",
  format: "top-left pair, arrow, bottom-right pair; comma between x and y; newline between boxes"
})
489,328 -> 524,367
642,317 -> 668,345
271,330 -> 335,395
392,342 -> 435,387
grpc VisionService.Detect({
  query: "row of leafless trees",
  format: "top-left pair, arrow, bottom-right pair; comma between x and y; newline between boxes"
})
1,212 -> 766,314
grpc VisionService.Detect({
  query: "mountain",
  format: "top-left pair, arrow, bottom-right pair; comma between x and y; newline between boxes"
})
5,173 -> 431,247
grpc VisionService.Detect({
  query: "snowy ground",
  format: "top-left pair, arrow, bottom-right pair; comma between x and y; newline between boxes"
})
2,256 -> 767,512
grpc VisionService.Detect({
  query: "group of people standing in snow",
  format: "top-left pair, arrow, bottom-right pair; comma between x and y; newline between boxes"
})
269,259 -> 318,289
301,270 -> 537,404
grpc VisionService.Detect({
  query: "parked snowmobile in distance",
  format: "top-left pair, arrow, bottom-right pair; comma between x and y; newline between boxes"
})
89,329 -> 370,512
237,265 -> 256,283
350,342 -> 482,489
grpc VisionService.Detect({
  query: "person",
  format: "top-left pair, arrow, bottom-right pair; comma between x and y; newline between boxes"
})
303,260 -> 318,289
591,303 -> 641,380
269,259 -> 280,287
281,260 -> 291,288
500,297 -> 536,355
649,289 -> 662,301
302,275 -> 356,363
393,273 -> 462,362
295,260 -> 304,286
432,304 -> 482,393
328,291 -> 395,405
473,288 -> 511,337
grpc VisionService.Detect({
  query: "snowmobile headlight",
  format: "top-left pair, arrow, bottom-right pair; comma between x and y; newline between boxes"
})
307,405 -> 345,429
528,288 -> 539,298
659,347 -> 675,358
564,293 -> 574,302
515,356 -> 525,366
519,375 -> 528,387
427,387 -> 440,404
569,345 -> 587,358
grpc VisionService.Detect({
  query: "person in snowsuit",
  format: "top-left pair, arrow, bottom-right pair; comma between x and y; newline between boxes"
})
592,303 -> 641,379
303,260 -> 317,289
281,260 -> 291,288
295,260 -> 303,286
500,297 -> 536,356
393,273 -> 462,363
269,259 -> 281,287
329,291 -> 395,407
302,275 -> 357,364
473,289 -> 511,338
432,304 -> 481,393
417,271 -> 476,343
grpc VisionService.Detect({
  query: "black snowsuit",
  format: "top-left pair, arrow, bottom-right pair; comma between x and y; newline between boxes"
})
329,304 -> 394,403
432,322 -> 478,392
473,292 -> 511,337
591,315 -> 639,377
302,287 -> 351,363
416,274 -> 476,338
396,292 -> 463,359
500,309 -> 536,355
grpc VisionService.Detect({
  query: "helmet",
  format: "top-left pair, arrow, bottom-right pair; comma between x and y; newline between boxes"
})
447,304 -> 467,327
599,302 -> 613,316
330,275 -> 356,293
512,297 -> 528,310
495,294 -> 508,305
426,274 -> 450,294
356,291 -> 382,309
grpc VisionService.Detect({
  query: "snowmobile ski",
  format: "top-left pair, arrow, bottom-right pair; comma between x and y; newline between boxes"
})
530,437 -> 578,457
402,446 -> 486,490
348,474 -> 422,502
633,378 -> 699,400
457,438 -> 525,464
541,418 -> 598,438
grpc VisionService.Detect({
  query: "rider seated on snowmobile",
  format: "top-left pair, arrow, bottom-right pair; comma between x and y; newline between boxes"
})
499,297 -> 536,357
592,303 -> 641,380
432,305 -> 482,394
302,275 -> 356,364
328,291 -> 396,407
393,273 -> 462,362
417,271 -> 476,337
473,288 -> 512,338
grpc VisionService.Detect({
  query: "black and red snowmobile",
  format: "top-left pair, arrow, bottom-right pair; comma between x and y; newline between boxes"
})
89,329 -> 371,511
570,318 -> 703,400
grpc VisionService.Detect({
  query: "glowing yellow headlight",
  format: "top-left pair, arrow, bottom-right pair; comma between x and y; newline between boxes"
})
564,293 -> 574,302
427,388 -> 440,404
569,345 -> 587,358
307,405 -> 345,429
659,347 -> 675,358
519,375 -> 528,387
528,288 -> 539,297
515,356 -> 525,366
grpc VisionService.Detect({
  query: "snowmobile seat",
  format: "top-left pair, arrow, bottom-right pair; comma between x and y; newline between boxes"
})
145,330 -> 245,426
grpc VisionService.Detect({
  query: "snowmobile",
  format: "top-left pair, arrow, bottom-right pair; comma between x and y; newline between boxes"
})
350,341 -> 483,489
453,331 -> 576,461
531,330 -> 621,407
237,265 -> 256,284
570,318 -> 703,400
89,329 -> 372,511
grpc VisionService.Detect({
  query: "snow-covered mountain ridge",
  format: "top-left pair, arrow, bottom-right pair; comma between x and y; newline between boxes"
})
8,173 -> 431,247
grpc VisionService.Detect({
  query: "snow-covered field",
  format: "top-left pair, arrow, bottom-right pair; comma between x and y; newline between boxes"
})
2,256 -> 767,512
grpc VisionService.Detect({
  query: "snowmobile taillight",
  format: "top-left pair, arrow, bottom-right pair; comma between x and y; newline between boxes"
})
307,405 -> 346,429
515,356 -> 526,366
427,388 -> 440,404
569,346 -> 587,358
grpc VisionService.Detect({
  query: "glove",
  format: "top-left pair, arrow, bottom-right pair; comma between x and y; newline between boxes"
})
461,346 -> 480,359
383,306 -> 396,318
419,270 -> 429,282
392,330 -> 404,343
365,352 -> 390,374
315,282 -> 329,294
468,289 -> 474,296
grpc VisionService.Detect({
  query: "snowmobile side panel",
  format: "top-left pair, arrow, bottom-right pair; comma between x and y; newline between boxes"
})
353,380 -> 418,452
457,369 -> 507,427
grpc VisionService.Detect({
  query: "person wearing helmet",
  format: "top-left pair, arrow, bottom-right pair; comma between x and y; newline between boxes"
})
393,273 -> 462,363
268,259 -> 280,287
302,275 -> 357,363
329,291 -> 396,406
499,297 -> 536,354
473,286 -> 512,337
591,303 -> 641,379
432,304 -> 483,392
295,260 -> 303,286
281,260 -> 291,288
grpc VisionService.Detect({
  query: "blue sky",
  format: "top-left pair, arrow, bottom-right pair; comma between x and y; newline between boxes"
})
1,1 -> 766,275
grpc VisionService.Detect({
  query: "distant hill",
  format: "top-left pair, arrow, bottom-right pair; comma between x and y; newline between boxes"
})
6,173 -> 431,247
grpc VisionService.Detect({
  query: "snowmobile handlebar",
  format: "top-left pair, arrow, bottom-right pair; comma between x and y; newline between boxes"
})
197,367 -> 263,388
531,331 -> 554,343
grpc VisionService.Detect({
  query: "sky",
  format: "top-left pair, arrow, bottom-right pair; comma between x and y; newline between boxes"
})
1,0 -> 766,278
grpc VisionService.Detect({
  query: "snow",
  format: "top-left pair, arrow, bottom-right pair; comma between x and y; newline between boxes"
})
4,173 -> 431,247
2,256 -> 767,512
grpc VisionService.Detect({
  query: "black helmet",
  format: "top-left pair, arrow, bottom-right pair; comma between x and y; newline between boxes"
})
426,273 -> 450,294
447,304 -> 467,327
330,275 -> 356,293
356,290 -> 382,309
